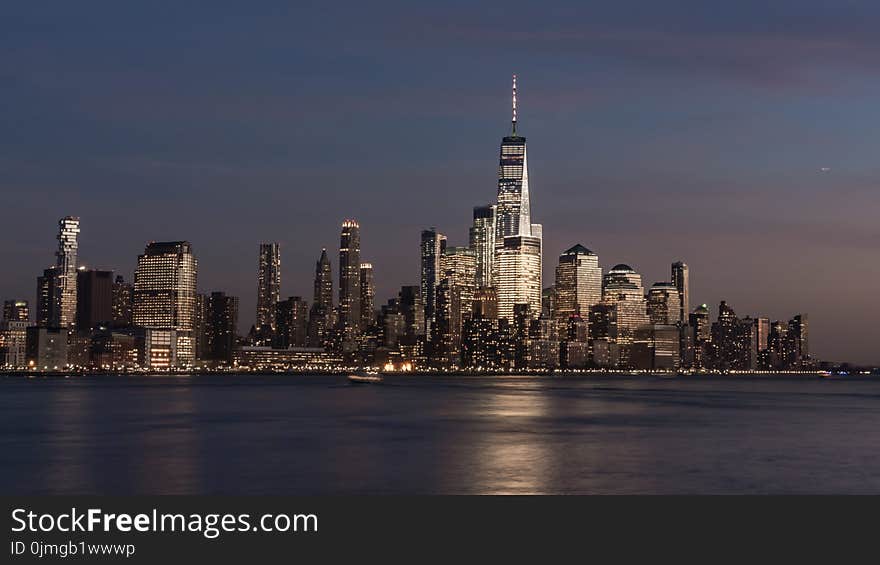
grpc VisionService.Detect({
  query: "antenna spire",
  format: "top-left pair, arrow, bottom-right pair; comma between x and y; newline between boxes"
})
511,74 -> 517,135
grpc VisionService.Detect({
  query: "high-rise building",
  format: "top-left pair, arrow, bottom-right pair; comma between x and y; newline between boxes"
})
36,266 -> 62,327
204,291 -> 238,364
494,235 -> 542,323
603,264 -> 649,369
441,246 -> 476,322
687,304 -> 712,369
26,326 -> 68,370
671,261 -> 689,325
0,320 -> 27,368
646,282 -> 681,326
469,205 -> 496,288
3,300 -> 29,323
359,262 -> 375,330
789,314 -> 810,368
431,277 -> 462,368
55,216 -> 80,328
420,228 -> 446,338
307,248 -> 334,349
111,275 -> 133,328
132,241 -> 198,366
472,287 -> 499,321
76,269 -> 113,332
256,243 -> 281,335
553,244 -> 602,327
398,285 -> 424,340
338,220 -> 361,344
493,76 -> 542,323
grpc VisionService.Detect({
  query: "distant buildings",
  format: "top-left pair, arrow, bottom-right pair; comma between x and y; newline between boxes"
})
203,291 -> 239,364
553,244 -> 602,329
338,220 -> 361,349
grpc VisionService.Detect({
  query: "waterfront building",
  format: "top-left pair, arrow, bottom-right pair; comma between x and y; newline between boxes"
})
0,320 -> 27,368
441,246 -> 477,323
204,291 -> 238,364
132,241 -> 198,367
25,326 -> 68,370
603,264 -> 649,369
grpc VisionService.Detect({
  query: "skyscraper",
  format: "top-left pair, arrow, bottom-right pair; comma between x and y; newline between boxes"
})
603,264 -> 649,368
469,205 -> 496,288
307,248 -> 334,348
36,266 -> 62,327
553,244 -> 602,327
441,246 -> 477,322
420,228 -> 446,338
276,296 -> 309,349
256,243 -> 281,335
338,220 -> 361,343
671,261 -> 689,325
359,262 -> 375,330
132,241 -> 199,366
75,269 -> 113,332
493,76 -> 542,322
646,282 -> 682,326
204,291 -> 239,364
55,216 -> 80,328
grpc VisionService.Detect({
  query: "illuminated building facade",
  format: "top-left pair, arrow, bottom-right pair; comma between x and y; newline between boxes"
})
256,243 -> 281,336
111,275 -> 133,328
469,205 -> 496,288
3,300 -> 29,322
553,244 -> 602,327
338,220 -> 361,345
420,228 -> 446,338
359,262 -> 375,330
132,241 -> 198,367
671,261 -> 689,325
647,282 -> 681,326
55,216 -> 80,328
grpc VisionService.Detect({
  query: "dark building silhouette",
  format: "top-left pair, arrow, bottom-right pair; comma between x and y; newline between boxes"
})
111,275 -> 133,328
76,269 -> 113,332
276,296 -> 309,349
204,291 -> 238,364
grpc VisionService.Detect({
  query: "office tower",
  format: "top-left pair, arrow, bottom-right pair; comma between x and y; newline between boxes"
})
646,324 -> 681,370
36,267 -> 62,327
553,244 -> 602,327
512,303 -> 533,369
276,296 -> 309,348
687,304 -> 711,370
441,246 -> 476,322
378,299 -> 405,348
646,282 -> 681,326
313,248 -> 333,310
111,275 -> 133,328
671,261 -> 689,325
132,241 -> 198,366
493,76 -> 542,323
431,277 -> 462,368
420,228 -> 447,338
204,291 -> 238,364
76,269 -> 113,332
3,300 -> 29,322
194,293 -> 208,360
768,320 -> 792,369
359,262 -> 375,330
560,314 -> 590,369
256,243 -> 281,335
54,216 -> 80,328
754,317 -> 770,352
472,286 -> 499,321
603,264 -> 649,369
469,205 -> 496,288
307,249 -> 334,348
494,235 -> 542,323
338,220 -> 361,341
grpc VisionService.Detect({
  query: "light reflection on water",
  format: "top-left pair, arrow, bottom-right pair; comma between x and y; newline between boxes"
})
3,374 -> 880,495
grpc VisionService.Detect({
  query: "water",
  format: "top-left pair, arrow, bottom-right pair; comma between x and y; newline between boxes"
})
2,374 -> 880,494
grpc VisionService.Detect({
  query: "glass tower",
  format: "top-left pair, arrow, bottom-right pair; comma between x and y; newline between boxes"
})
469,205 -> 496,288
338,220 -> 361,341
553,244 -> 602,327
55,216 -> 80,328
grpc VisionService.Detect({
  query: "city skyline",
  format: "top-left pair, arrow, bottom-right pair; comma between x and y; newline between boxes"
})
2,3 -> 879,364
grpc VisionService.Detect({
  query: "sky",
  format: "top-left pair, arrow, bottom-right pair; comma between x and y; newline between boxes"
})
1,1 -> 878,364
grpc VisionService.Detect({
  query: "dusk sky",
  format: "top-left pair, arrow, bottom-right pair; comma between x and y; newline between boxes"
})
1,1 -> 878,364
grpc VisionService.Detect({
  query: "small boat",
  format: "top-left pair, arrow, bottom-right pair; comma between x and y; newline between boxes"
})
348,372 -> 384,385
